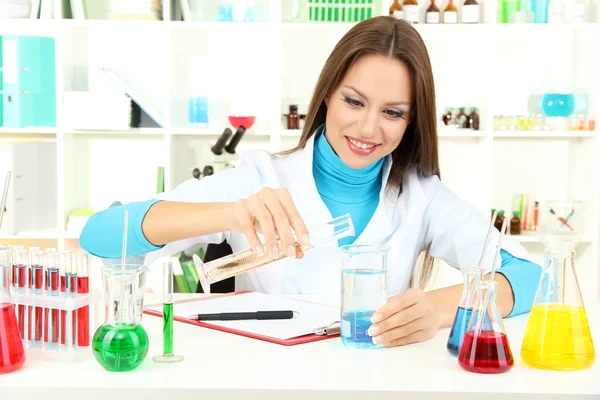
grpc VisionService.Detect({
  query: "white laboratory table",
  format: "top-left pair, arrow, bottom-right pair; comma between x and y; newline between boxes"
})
2,294 -> 600,400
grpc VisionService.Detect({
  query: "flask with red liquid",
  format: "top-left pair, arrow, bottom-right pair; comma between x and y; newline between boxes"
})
0,244 -> 26,374
458,279 -> 514,374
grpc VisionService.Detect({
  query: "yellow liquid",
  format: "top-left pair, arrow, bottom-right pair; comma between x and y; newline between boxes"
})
521,304 -> 595,370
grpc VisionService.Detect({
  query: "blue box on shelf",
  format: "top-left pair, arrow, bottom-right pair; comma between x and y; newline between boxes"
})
1,36 -> 56,128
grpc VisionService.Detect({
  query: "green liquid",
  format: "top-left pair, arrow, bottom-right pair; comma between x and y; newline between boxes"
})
92,323 -> 149,372
163,303 -> 173,355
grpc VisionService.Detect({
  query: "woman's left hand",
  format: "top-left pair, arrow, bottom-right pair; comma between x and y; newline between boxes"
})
367,288 -> 442,347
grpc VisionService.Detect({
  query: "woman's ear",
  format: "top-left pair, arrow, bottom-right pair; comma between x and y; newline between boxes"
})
324,94 -> 329,107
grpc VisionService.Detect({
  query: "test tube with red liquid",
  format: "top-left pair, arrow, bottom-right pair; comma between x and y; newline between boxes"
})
13,247 -> 27,340
11,245 -> 25,288
45,251 -> 60,347
77,252 -> 90,347
26,246 -> 41,342
65,257 -> 77,349
43,248 -> 57,343
458,280 -> 514,374
30,249 -> 45,346
60,251 -> 73,346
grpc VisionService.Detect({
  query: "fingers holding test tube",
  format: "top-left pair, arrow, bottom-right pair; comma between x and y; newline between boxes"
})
231,187 -> 310,259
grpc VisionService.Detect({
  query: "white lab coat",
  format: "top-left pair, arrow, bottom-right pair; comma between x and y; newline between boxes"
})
144,134 -> 531,295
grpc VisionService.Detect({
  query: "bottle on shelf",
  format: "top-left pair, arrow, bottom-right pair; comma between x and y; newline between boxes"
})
468,108 -> 480,130
510,211 -> 521,235
442,107 -> 455,126
443,0 -> 458,23
389,0 -> 404,19
494,210 -> 506,232
456,107 -> 469,128
462,0 -> 480,23
403,0 -> 419,23
285,105 -> 300,130
426,1 -> 441,23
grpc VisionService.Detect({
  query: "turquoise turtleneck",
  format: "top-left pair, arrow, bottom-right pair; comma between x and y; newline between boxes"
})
312,127 -> 384,245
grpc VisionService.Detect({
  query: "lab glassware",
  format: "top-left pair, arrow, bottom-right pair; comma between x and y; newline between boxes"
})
193,214 -> 355,295
77,252 -> 90,347
153,262 -> 184,363
447,267 -> 482,356
521,237 -> 595,370
0,244 -> 26,374
458,280 -> 514,374
340,244 -> 389,349
30,249 -> 44,346
92,264 -> 149,372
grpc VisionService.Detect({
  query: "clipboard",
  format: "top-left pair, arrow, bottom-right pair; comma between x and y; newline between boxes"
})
143,291 -> 340,346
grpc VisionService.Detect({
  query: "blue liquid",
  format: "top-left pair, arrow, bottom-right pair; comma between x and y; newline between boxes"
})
341,309 -> 381,348
447,306 -> 473,356
341,268 -> 386,349
541,93 -> 575,117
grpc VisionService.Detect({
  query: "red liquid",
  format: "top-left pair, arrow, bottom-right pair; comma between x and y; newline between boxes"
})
77,276 -> 90,346
45,269 -> 60,344
60,274 -> 66,345
458,331 -> 514,374
15,266 -> 26,340
0,303 -> 26,374
32,267 -> 44,343
228,116 -> 256,129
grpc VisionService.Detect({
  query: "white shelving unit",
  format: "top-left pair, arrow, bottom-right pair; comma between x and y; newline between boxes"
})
0,0 -> 599,298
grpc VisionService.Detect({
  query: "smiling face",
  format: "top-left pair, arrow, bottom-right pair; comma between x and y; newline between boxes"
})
324,53 -> 413,169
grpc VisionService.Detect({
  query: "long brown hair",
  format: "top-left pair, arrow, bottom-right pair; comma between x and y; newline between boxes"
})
285,16 -> 440,288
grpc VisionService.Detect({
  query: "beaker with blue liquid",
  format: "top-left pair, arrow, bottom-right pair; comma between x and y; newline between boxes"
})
340,245 -> 389,349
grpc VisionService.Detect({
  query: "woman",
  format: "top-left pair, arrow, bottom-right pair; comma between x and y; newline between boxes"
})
80,16 -> 541,348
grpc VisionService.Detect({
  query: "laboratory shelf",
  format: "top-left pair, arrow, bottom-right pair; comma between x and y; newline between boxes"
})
62,128 -> 165,136
169,128 -> 272,137
492,131 -> 597,138
515,235 -> 595,244
0,231 -> 60,240
0,127 -> 56,135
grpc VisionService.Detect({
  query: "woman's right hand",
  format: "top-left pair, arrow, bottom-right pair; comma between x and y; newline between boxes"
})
230,187 -> 310,259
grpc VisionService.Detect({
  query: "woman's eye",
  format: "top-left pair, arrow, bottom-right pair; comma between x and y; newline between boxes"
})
385,109 -> 405,119
343,97 -> 363,107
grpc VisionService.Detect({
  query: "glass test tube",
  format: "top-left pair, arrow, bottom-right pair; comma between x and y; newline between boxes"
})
60,251 -> 72,346
13,246 -> 27,340
153,262 -> 183,363
46,251 -> 60,347
77,252 -> 90,347
30,249 -> 45,346
65,254 -> 78,349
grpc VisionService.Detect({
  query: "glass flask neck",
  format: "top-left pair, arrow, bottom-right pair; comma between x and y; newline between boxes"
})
459,267 -> 482,307
102,266 -> 141,325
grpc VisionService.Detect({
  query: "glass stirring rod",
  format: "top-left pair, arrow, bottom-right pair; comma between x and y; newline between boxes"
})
153,262 -> 184,363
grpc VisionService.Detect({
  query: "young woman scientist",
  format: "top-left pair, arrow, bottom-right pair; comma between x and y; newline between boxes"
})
80,17 -> 541,348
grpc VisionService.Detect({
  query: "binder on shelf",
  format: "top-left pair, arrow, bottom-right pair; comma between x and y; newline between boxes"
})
1,36 -> 56,128
0,38 -> 3,126
144,291 -> 340,346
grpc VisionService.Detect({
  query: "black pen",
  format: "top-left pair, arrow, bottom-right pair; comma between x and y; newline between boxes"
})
187,310 -> 299,321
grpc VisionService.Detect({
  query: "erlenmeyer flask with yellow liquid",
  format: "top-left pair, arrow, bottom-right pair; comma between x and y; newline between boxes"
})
521,236 -> 595,371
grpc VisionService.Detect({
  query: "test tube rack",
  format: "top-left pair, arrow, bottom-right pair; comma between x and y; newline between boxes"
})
10,288 -> 101,362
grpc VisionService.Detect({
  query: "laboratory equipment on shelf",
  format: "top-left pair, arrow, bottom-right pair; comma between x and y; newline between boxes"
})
153,262 -> 184,363
193,214 -> 355,295
340,244 -> 389,349
92,211 -> 149,372
0,244 -> 26,374
521,236 -> 595,371
458,219 -> 515,374
0,171 -> 10,230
